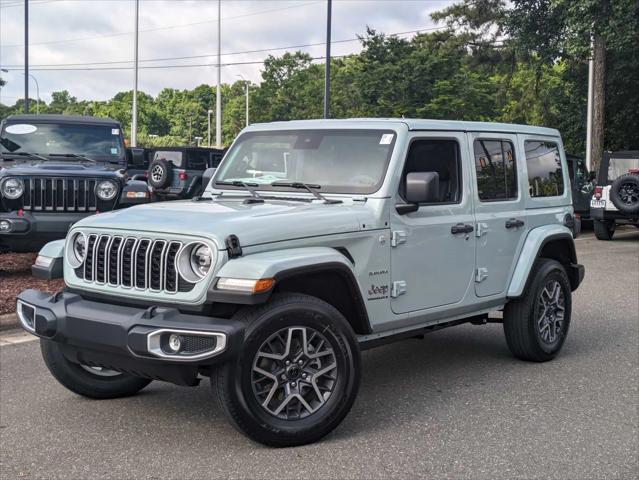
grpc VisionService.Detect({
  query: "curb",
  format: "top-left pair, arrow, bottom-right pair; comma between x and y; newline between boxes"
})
0,313 -> 19,331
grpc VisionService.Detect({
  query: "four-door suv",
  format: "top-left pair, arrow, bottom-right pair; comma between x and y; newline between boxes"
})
590,150 -> 639,240
17,119 -> 584,447
146,147 -> 225,200
0,114 -> 150,253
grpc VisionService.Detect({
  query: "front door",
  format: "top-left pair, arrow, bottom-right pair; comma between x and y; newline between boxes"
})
390,133 -> 476,315
470,133 -> 527,297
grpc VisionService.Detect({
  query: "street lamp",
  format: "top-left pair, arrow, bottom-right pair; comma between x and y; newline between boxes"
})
22,73 -> 40,114
236,74 -> 249,127
207,109 -> 214,147
194,136 -> 203,147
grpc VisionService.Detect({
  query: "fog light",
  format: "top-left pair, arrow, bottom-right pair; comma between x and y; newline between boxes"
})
0,220 -> 11,232
168,334 -> 181,353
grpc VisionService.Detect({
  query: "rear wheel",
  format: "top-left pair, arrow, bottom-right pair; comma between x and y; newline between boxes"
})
40,339 -> 152,399
503,259 -> 572,362
594,219 -> 615,240
213,293 -> 361,447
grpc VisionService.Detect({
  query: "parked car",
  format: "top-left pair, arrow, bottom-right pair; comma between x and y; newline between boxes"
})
0,114 -> 150,253
566,154 -> 595,222
146,147 -> 225,199
590,150 -> 639,240
18,119 -> 584,447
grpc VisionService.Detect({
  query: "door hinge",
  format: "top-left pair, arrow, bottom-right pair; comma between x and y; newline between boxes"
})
475,267 -> 488,283
391,230 -> 407,247
475,223 -> 489,237
391,281 -> 407,298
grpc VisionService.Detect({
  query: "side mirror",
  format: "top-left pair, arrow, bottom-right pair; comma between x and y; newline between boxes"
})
406,171 -> 439,204
127,147 -> 146,166
201,167 -> 217,192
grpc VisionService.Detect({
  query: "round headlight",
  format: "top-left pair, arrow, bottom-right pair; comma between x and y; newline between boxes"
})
2,178 -> 24,200
177,242 -> 216,283
67,232 -> 87,268
190,244 -> 212,278
95,180 -> 118,201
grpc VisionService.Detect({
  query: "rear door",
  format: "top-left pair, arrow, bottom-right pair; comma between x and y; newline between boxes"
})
470,133 -> 527,297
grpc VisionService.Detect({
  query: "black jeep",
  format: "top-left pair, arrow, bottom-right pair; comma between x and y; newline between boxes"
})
145,147 -> 225,200
0,114 -> 150,253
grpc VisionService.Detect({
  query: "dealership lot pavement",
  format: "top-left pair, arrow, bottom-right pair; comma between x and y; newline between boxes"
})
1,230 -> 637,479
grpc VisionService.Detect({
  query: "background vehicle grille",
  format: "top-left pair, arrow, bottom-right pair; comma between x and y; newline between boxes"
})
77,234 -> 193,293
21,177 -> 108,212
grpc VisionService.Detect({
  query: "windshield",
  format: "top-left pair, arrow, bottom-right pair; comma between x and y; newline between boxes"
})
0,122 -> 124,160
608,157 -> 639,181
214,129 -> 397,195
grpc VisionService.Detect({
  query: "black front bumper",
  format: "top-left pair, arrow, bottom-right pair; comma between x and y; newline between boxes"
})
16,290 -> 244,386
0,210 -> 91,252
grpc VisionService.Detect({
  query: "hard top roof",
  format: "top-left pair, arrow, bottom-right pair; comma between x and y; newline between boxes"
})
247,118 -> 560,137
3,114 -> 120,126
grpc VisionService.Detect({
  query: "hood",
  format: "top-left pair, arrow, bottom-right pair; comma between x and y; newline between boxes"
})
75,197 -> 376,248
0,159 -> 124,177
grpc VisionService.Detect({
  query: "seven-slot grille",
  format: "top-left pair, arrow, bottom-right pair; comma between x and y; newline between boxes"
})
21,177 -> 106,212
79,234 -> 186,293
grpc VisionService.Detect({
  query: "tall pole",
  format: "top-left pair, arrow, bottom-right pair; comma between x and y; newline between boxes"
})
24,0 -> 29,113
207,109 -> 213,147
245,81 -> 249,127
585,34 -> 594,172
323,0 -> 332,119
131,0 -> 139,147
24,73 -> 39,114
215,0 -> 222,148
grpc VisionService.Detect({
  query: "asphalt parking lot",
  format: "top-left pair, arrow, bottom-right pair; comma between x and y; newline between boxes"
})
1,229 -> 637,479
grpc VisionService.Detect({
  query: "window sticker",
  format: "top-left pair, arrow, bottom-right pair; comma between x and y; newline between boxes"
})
5,124 -> 38,135
379,133 -> 394,145
110,147 -> 118,155
111,128 -> 120,135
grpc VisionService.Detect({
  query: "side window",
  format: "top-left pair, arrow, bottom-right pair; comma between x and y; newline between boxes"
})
186,150 -> 209,170
473,139 -> 517,201
525,140 -> 564,197
401,139 -> 461,204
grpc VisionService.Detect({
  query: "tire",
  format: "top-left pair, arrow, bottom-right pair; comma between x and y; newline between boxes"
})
40,339 -> 152,399
213,293 -> 361,447
594,219 -> 615,240
609,173 -> 639,214
148,158 -> 173,189
503,258 -> 572,362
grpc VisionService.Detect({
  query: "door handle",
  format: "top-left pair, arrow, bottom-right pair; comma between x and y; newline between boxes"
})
505,218 -> 525,229
451,223 -> 474,235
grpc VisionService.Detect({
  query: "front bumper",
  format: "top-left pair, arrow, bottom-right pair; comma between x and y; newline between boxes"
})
0,210 -> 92,252
16,290 -> 244,386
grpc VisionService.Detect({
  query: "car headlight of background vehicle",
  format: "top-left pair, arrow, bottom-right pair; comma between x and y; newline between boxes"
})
177,242 -> 216,283
1,178 -> 24,199
95,179 -> 118,201
66,232 -> 87,268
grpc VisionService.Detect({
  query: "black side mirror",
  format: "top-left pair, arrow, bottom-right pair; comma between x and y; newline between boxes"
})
406,171 -> 439,204
201,167 -> 217,192
128,147 -> 146,166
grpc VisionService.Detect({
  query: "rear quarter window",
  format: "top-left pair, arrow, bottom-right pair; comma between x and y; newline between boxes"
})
525,140 -> 565,198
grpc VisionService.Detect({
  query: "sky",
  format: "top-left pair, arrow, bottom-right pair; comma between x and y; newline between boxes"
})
0,0 -> 454,105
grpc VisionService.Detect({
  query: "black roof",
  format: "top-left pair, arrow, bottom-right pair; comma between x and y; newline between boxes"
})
4,114 -> 120,126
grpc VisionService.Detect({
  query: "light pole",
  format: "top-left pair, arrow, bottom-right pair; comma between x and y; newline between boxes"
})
323,0 -> 332,119
215,0 -> 222,148
236,75 -> 249,127
24,0 -> 29,113
131,0 -> 140,147
207,109 -> 213,147
23,73 -> 39,114
194,136 -> 203,147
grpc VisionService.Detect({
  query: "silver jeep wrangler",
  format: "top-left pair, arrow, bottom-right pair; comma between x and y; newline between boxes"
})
17,119 -> 584,447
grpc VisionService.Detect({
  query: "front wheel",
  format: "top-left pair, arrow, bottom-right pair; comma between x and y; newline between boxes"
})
594,219 -> 615,240
213,293 -> 361,447
40,339 -> 152,399
503,259 -> 572,362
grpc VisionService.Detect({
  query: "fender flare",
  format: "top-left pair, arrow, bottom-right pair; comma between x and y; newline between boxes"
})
32,239 -> 65,280
507,225 -> 579,298
208,246 -> 371,333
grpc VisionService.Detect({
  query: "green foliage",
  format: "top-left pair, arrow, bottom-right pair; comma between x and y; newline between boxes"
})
1,2 -> 636,153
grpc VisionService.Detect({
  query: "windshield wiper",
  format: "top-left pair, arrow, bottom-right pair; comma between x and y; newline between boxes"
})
1,151 -> 50,162
272,182 -> 342,204
214,180 -> 264,204
49,153 -> 97,163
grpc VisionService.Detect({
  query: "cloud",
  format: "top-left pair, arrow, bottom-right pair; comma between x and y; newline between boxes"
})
0,0 -> 453,104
